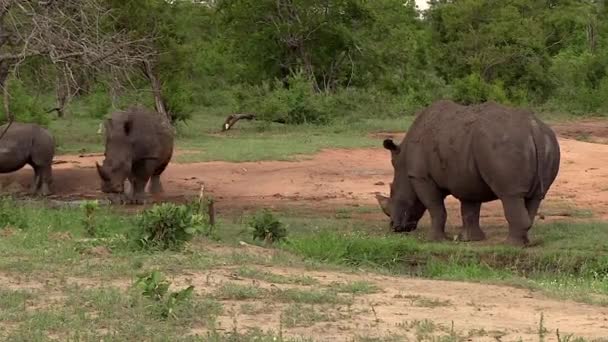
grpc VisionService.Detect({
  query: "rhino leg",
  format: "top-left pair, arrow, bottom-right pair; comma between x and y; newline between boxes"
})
525,197 -> 542,225
149,176 -> 163,194
458,200 -> 485,241
501,197 -> 531,247
38,165 -> 52,196
410,178 -> 448,241
127,176 -> 149,204
29,169 -> 41,195
148,162 -> 169,194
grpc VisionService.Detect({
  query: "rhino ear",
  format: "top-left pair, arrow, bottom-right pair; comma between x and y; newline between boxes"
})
123,120 -> 133,136
383,139 -> 400,153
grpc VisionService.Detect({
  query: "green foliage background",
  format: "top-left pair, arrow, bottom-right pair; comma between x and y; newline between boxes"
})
6,0 -> 608,124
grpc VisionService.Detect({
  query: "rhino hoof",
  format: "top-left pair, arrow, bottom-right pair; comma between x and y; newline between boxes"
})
429,232 -> 448,241
506,236 -> 530,248
458,229 -> 486,242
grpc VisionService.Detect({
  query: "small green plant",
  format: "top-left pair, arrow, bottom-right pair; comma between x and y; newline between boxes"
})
133,271 -> 195,319
135,202 -> 209,250
249,210 -> 287,244
538,312 -> 548,341
80,200 -> 99,237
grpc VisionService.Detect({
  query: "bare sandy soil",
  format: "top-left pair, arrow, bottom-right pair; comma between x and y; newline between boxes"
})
1,121 -> 608,340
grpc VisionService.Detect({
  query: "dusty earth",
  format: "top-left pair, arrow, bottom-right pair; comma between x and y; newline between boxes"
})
1,120 -> 608,340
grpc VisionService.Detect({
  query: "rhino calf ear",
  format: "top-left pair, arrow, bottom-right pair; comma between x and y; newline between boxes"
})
383,139 -> 399,153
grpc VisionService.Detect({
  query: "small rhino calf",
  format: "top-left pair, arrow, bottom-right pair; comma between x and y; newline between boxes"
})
0,122 -> 55,195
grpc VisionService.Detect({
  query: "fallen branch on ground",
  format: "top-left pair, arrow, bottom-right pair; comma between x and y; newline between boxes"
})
222,113 -> 256,131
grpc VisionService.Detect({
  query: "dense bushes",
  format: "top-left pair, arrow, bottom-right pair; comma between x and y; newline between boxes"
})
7,0 -> 608,124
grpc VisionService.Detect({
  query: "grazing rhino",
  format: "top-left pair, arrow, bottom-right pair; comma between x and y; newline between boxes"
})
0,122 -> 55,196
96,106 -> 174,204
382,100 -> 560,246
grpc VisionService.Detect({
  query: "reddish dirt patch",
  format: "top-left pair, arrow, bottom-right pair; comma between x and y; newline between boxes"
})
0,121 -> 607,222
552,119 -> 608,144
0,133 -> 607,221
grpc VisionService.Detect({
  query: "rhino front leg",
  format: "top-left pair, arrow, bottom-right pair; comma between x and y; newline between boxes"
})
410,178 -> 448,241
501,196 -> 531,246
127,177 -> 148,204
458,200 -> 486,241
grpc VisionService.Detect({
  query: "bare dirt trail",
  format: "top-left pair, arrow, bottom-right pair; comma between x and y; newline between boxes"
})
2,259 -> 607,341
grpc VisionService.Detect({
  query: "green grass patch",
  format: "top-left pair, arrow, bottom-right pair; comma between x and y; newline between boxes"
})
281,303 -> 332,328
236,266 -> 318,285
48,107 -> 412,162
329,281 -> 380,295
281,220 -> 608,304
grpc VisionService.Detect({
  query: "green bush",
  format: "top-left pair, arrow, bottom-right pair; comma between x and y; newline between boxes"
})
249,210 -> 287,244
83,83 -> 112,119
133,270 -> 195,319
546,50 -> 608,114
242,72 -> 331,125
0,78 -> 48,126
134,202 -> 210,250
450,73 -> 509,105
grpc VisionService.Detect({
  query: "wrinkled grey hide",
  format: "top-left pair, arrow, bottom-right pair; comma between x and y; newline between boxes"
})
0,122 -> 55,195
96,106 -> 174,204
383,100 -> 560,246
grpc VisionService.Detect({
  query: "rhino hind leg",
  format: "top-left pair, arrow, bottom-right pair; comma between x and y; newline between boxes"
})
458,200 -> 486,241
149,175 -> 163,194
501,196 -> 532,247
38,165 -> 52,196
525,197 -> 542,225
148,161 -> 169,194
29,169 -> 41,195
28,164 -> 51,196
410,178 -> 448,241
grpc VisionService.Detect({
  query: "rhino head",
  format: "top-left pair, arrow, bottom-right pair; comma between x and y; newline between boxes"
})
383,138 -> 426,232
96,118 -> 133,194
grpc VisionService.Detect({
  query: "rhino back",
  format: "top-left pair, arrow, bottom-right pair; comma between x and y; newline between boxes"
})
401,101 -> 556,201
403,100 -> 496,200
110,108 -> 174,163
470,102 -> 556,198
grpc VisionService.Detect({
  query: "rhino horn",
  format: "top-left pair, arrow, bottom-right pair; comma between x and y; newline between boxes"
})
375,193 -> 391,217
96,162 -> 110,181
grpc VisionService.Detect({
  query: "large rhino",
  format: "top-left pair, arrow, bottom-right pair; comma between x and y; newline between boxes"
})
96,106 -> 174,204
0,122 -> 55,196
381,100 -> 560,246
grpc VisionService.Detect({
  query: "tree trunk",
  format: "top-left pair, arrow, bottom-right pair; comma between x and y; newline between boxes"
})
54,67 -> 70,118
0,61 -> 12,122
142,60 -> 172,125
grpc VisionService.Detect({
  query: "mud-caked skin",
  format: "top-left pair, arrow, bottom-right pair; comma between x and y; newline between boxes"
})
383,100 -> 561,246
0,122 -> 55,196
96,106 -> 174,204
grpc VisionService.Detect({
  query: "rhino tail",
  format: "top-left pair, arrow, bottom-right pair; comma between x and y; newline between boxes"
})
529,118 -> 546,199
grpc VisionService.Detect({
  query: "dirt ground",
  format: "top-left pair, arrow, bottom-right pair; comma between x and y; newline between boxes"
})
1,120 -> 608,340
3,120 -> 608,220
